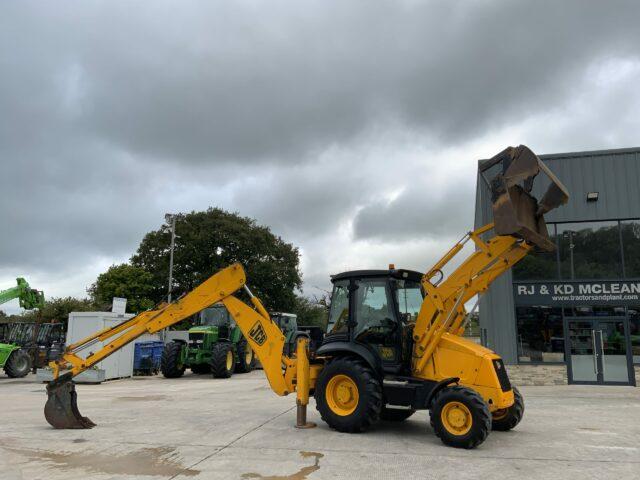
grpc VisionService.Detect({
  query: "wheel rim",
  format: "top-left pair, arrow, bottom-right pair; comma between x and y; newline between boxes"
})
441,401 -> 473,435
245,347 -> 253,365
226,350 -> 233,370
15,355 -> 27,371
492,408 -> 508,421
325,374 -> 359,416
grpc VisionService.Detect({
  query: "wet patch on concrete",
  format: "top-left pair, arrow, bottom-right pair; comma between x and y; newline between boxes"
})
242,451 -> 323,480
2,444 -> 199,477
72,438 -> 88,443
114,394 -> 168,402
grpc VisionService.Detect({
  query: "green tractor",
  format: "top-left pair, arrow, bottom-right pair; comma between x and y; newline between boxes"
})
0,278 -> 45,378
270,312 -> 324,356
161,303 -> 256,379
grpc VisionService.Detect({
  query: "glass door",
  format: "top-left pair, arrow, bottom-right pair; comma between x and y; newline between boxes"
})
566,317 -> 635,385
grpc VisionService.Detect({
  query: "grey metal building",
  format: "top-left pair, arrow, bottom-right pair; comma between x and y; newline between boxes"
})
475,147 -> 640,386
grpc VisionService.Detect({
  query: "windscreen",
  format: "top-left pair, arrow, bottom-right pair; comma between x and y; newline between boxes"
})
200,306 -> 229,327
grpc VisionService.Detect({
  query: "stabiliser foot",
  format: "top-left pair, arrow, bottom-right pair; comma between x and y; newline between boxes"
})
44,375 -> 96,429
295,402 -> 316,429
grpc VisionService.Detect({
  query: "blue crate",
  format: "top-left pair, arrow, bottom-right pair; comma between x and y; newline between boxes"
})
134,341 -> 164,374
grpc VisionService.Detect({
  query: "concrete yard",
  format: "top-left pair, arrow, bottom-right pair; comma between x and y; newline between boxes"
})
0,371 -> 638,480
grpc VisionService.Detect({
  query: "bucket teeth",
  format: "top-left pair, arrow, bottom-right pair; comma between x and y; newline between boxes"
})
44,378 -> 96,429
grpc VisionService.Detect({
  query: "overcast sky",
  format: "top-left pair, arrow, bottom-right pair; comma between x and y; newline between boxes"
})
1,1 -> 640,313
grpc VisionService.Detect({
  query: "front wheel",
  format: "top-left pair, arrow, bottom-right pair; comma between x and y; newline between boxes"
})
314,357 -> 382,433
430,386 -> 491,449
160,342 -> 185,378
492,387 -> 524,431
211,343 -> 235,378
235,341 -> 255,373
4,349 -> 31,378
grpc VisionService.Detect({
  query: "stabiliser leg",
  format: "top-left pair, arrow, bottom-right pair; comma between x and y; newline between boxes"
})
294,337 -> 316,429
44,374 -> 96,429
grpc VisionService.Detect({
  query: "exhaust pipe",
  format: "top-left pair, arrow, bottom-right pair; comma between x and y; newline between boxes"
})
480,145 -> 569,251
44,375 -> 96,429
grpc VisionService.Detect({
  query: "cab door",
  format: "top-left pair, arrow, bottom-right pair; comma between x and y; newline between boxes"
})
352,277 -> 402,372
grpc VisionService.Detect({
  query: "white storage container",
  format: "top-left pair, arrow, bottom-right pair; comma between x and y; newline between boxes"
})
66,311 -> 135,381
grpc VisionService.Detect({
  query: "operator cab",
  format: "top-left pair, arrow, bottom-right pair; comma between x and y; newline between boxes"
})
197,303 -> 235,339
324,267 -> 424,375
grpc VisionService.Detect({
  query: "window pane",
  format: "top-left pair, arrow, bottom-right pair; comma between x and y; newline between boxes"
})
557,222 -> 622,279
516,306 -> 565,362
513,224 -> 558,280
621,220 -> 640,278
354,279 -> 394,341
629,306 -> 640,364
327,281 -> 349,334
394,280 -> 423,322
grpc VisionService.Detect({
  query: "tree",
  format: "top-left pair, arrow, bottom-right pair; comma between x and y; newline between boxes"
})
131,208 -> 302,312
292,294 -> 329,329
89,264 -> 155,313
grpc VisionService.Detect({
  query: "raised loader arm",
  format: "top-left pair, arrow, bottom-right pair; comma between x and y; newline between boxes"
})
0,278 -> 45,310
411,145 -> 569,377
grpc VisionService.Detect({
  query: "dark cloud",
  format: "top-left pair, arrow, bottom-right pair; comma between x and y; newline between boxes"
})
1,1 -> 639,304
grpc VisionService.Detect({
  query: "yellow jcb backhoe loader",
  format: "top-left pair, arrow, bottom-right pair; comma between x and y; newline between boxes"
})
45,145 -> 568,449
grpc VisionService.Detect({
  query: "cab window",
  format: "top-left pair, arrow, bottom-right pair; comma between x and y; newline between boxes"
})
327,281 -> 349,334
353,278 -> 395,341
395,280 -> 423,322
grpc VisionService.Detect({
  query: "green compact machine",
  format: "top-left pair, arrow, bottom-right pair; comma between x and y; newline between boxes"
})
161,303 -> 256,379
0,278 -> 45,378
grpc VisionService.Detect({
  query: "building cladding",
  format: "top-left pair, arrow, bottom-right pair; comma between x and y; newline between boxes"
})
475,146 -> 640,386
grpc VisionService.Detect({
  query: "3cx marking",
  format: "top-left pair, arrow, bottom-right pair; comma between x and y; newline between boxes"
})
249,321 -> 267,346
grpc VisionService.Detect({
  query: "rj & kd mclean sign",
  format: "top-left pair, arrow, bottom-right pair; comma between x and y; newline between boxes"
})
513,280 -> 640,306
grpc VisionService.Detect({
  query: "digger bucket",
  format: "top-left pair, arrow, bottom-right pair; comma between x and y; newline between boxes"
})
44,376 -> 96,429
480,145 -> 569,251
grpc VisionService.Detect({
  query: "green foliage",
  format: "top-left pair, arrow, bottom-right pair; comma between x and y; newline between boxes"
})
3,296 -> 97,324
131,208 -> 302,311
293,294 -> 329,328
89,263 -> 155,313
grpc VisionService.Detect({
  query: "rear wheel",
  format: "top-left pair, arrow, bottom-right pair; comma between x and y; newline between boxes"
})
211,343 -> 235,378
430,386 -> 491,449
235,341 -> 255,373
160,342 -> 185,378
190,363 -> 211,374
381,406 -> 416,422
4,349 -> 31,378
315,357 -> 382,433
492,387 -> 524,431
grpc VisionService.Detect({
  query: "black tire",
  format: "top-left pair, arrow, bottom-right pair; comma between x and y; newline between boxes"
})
4,349 -> 31,378
190,363 -> 211,374
211,342 -> 235,378
492,387 -> 524,431
430,386 -> 491,449
235,340 -> 255,374
381,406 -> 416,422
160,342 -> 185,378
315,357 -> 382,433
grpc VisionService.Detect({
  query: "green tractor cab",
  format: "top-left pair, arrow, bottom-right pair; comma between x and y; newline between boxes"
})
161,303 -> 256,379
270,312 -> 324,356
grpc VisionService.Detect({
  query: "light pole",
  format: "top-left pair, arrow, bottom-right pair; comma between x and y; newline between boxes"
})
165,213 -> 177,303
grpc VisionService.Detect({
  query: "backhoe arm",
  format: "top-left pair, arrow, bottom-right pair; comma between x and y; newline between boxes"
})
45,263 -> 310,429
0,278 -> 44,310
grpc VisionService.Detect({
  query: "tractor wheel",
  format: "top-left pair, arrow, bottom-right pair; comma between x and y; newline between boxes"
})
235,340 -> 255,373
492,387 -> 524,431
314,357 -> 382,433
381,406 -> 416,422
4,349 -> 31,378
211,343 -> 235,378
430,385 -> 491,449
160,342 -> 185,378
190,363 -> 211,375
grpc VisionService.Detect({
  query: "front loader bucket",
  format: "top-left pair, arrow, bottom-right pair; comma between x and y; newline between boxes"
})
480,145 -> 569,251
44,377 -> 96,429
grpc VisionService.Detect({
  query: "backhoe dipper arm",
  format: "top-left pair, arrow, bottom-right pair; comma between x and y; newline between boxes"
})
45,263 -> 308,429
